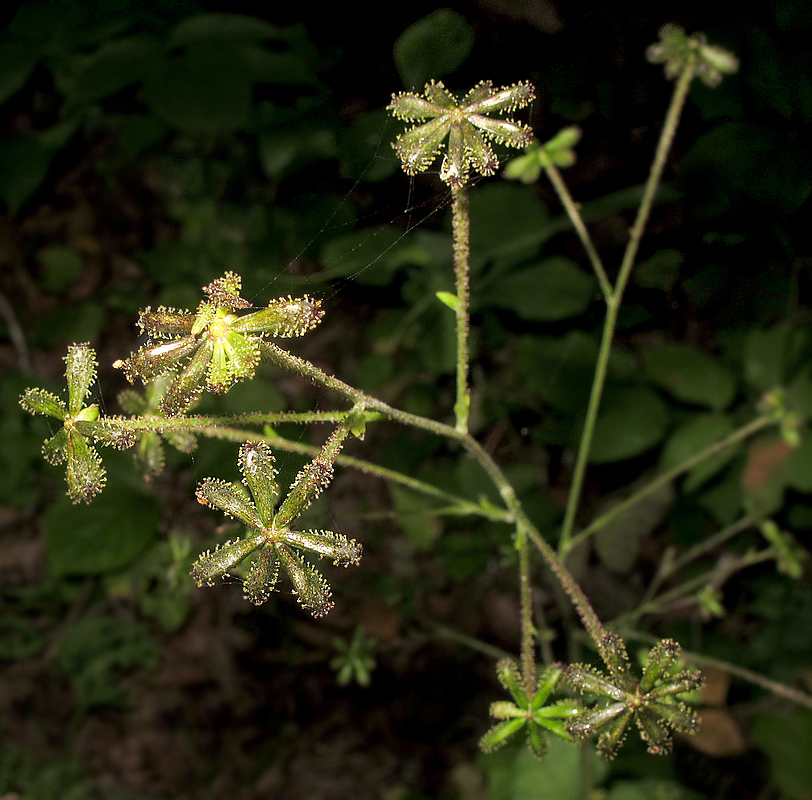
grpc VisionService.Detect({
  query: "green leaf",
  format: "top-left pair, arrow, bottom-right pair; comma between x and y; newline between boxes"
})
46,487 -> 159,575
785,431 -> 812,492
484,257 -> 594,321
678,122 -> 811,218
594,482 -> 674,573
436,291 -> 459,311
388,483 -> 442,551
589,387 -> 670,463
169,13 -> 283,46
659,414 -> 737,493
0,41 -> 39,105
634,248 -> 683,292
744,326 -> 811,391
393,9 -> 474,89
752,710 -> 812,800
469,183 -> 549,271
142,45 -> 253,135
489,737 -> 607,800
0,135 -> 54,214
69,37 -> 159,105
644,343 -> 737,410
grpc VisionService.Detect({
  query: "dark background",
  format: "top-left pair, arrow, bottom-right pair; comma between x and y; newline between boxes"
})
1,2 -> 812,799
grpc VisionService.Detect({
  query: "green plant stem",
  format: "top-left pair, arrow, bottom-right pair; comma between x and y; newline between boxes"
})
624,547 -> 776,625
259,340 -> 609,648
199,424 -> 512,523
542,162 -> 612,301
565,415 -> 774,556
110,410 -> 358,433
518,537 -> 537,695
641,512 -> 761,605
624,630 -> 812,712
451,185 -> 471,433
557,58 -> 697,558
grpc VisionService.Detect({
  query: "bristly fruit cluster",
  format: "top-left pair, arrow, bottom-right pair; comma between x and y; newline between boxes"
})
388,80 -> 534,187
192,432 -> 362,617
646,24 -> 739,88
480,659 -> 581,758
564,634 -> 704,758
19,344 -> 134,503
114,271 -> 323,416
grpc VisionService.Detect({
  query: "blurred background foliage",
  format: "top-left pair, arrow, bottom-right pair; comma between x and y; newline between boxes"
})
1,1 -> 812,798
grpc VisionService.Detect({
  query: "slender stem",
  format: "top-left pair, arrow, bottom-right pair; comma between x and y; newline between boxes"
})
543,162 -> 612,301
624,630 -> 812,712
200,425 -> 512,523
259,341 -> 609,646
625,548 -> 776,625
518,537 -> 537,695
636,513 -> 761,616
451,185 -> 471,433
558,60 -> 697,557
109,410 -> 356,433
565,415 -> 774,555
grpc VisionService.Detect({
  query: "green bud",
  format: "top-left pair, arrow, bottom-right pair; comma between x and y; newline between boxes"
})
496,658 -> 527,706
65,343 -> 97,417
191,534 -> 266,587
20,388 -> 66,420
243,544 -> 280,605
635,707 -> 672,755
479,718 -> 525,753
283,529 -> 362,566
202,270 -> 252,310
275,543 -> 334,618
64,430 -> 106,503
138,306 -> 196,338
195,477 -> 265,530
566,664 -> 627,701
232,295 -> 324,337
238,441 -> 279,525
639,639 -> 681,694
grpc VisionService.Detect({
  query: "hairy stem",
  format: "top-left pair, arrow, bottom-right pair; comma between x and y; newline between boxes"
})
518,537 -> 537,695
451,185 -> 471,433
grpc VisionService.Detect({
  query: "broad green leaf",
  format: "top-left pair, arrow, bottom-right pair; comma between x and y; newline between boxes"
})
46,488 -> 159,575
594,482 -> 674,573
785,431 -> 812,492
469,183 -> 548,271
589,387 -> 670,463
169,13 -> 282,46
142,45 -> 253,135
634,249 -> 683,291
0,136 -> 54,214
678,122 -> 811,218
516,332 -> 599,413
744,326 -> 811,391
319,226 -> 449,286
644,343 -> 737,410
697,460 -> 744,526
752,710 -> 812,800
388,483 -> 442,551
486,737 -> 607,800
659,414 -> 738,493
69,37 -> 159,105
485,258 -> 595,321
0,42 -> 39,105
393,9 -> 474,89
